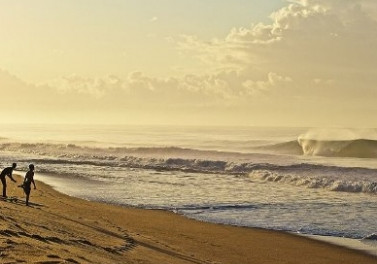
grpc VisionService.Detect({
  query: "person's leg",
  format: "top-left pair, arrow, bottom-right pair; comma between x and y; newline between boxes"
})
25,188 -> 30,206
1,178 -> 6,197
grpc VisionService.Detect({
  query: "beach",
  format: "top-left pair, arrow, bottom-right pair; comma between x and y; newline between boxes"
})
0,175 -> 375,264
2,0 -> 377,262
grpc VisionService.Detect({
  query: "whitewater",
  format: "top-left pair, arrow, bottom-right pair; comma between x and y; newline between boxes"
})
0,124 -> 376,248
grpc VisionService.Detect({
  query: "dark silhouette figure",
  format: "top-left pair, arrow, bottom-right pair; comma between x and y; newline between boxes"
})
0,163 -> 17,198
20,164 -> 36,206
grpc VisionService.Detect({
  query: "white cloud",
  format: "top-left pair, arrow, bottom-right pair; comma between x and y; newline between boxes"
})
242,72 -> 292,96
177,0 -> 377,98
2,0 -> 377,126
44,75 -> 121,98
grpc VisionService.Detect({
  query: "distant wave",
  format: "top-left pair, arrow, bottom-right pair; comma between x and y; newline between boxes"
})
299,138 -> 377,158
3,137 -> 377,159
258,139 -> 377,158
248,170 -> 377,194
256,140 -> 303,155
1,141 -> 376,194
0,142 -> 220,156
171,204 -> 259,212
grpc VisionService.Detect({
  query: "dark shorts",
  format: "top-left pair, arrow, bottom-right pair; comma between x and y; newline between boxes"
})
23,186 -> 31,195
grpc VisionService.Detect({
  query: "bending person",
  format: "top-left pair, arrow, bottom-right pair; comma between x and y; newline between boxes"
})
0,163 -> 17,198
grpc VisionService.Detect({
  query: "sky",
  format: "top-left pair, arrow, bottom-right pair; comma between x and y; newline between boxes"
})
0,0 -> 377,127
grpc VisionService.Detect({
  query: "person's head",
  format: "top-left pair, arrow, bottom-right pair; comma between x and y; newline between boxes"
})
29,164 -> 34,171
12,163 -> 17,169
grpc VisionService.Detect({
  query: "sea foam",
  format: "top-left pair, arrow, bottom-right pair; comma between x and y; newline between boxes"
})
1,141 -> 376,194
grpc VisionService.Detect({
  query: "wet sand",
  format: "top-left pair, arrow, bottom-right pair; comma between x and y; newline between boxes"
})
0,175 -> 376,264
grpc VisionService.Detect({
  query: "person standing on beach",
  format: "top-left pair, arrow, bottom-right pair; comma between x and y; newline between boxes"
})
20,164 -> 36,206
0,163 -> 17,198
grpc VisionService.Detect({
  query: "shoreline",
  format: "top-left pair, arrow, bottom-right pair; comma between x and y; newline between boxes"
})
0,175 -> 376,264
36,171 -> 377,257
301,234 -> 377,257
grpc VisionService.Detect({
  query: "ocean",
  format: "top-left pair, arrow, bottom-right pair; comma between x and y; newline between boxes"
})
0,124 -> 376,249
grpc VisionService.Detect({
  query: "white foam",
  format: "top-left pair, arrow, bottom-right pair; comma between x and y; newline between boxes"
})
248,170 -> 377,194
300,234 -> 377,257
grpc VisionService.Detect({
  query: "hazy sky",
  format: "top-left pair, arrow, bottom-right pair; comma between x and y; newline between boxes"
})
1,0 -> 377,127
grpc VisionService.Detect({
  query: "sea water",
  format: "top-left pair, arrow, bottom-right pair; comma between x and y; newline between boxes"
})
0,124 -> 376,250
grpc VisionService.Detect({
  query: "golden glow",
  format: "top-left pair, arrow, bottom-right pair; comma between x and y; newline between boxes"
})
0,0 -> 376,127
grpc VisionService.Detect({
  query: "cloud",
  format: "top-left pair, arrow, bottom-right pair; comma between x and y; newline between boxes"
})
2,0 -> 377,126
42,71 -> 239,106
184,0 -> 377,70
0,69 -> 47,104
44,74 -> 122,98
28,0 -> 377,104
242,72 -> 292,97
176,0 -> 377,101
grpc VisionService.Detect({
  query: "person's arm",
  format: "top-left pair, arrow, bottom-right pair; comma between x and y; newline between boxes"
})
32,179 -> 36,189
22,174 -> 27,186
8,172 -> 16,182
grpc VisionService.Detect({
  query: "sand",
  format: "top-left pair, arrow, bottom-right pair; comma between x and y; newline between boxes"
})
0,175 -> 376,264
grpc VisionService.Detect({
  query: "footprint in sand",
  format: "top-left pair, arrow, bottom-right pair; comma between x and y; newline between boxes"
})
65,258 -> 80,263
35,259 -> 80,264
35,258 -> 80,264
0,229 -> 20,237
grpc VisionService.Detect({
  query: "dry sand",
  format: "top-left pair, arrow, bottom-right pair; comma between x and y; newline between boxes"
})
0,175 -> 376,264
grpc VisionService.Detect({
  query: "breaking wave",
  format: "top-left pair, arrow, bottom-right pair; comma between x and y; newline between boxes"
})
0,141 -> 376,194
298,138 -> 377,158
248,170 -> 377,194
258,138 -> 377,158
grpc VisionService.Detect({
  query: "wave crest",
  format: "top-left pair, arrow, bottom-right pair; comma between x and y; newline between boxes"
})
249,170 -> 377,194
258,138 -> 377,158
298,139 -> 377,158
1,141 -> 377,194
